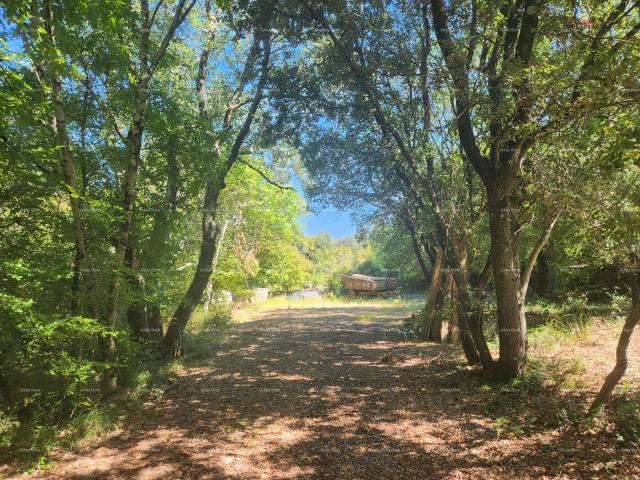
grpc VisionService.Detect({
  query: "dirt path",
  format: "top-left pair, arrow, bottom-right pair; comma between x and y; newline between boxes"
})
19,305 -> 640,479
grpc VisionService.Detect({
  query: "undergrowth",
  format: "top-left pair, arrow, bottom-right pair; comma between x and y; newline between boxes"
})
182,304 -> 233,361
1,305 -> 233,473
484,358 -> 587,439
480,296 -> 638,446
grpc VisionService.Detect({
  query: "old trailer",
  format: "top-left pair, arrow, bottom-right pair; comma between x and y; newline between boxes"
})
339,274 -> 399,297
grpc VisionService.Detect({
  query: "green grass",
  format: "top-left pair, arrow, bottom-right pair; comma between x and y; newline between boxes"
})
180,304 -> 234,361
59,404 -> 122,449
476,298 -> 639,445
481,297 -> 624,350
526,297 -> 626,353
232,292 -> 424,323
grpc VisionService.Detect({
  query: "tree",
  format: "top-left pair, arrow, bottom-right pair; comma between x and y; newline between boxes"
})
429,0 -> 639,378
285,0 -> 490,365
162,0 -> 276,358
210,161 -> 307,297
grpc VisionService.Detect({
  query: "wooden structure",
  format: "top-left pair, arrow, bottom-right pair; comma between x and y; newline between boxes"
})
340,274 -> 399,297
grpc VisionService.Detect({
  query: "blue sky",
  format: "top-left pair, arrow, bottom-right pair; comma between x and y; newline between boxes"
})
300,208 -> 356,238
288,170 -> 356,239
287,156 -> 357,238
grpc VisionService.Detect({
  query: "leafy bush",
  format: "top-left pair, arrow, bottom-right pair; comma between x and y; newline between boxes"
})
608,293 -> 630,315
492,416 -> 525,439
180,305 -> 233,361
0,413 -> 19,448
561,295 -> 591,323
327,274 -> 346,295
0,291 -> 127,455
202,305 -> 233,333
484,358 -> 586,435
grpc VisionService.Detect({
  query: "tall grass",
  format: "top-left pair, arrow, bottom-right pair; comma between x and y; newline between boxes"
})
527,296 -> 626,352
232,293 -> 425,323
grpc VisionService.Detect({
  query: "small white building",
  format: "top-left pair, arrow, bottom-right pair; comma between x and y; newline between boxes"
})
253,287 -> 269,302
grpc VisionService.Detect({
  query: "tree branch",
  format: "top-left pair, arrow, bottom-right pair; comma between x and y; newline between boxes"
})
225,17 -> 273,170
519,209 -> 561,302
149,0 -> 167,29
238,159 -> 294,192
430,0 -> 490,182
149,0 -> 198,75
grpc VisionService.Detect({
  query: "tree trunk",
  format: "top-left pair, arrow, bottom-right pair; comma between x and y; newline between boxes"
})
204,281 -> 213,313
442,234 -> 489,368
97,0 -> 195,396
448,280 -> 460,343
162,16 -> 272,359
197,0 -> 221,116
476,249 -> 493,295
37,7 -> 98,318
125,245 -> 149,341
162,180 -> 223,358
147,304 -> 164,343
430,269 -> 452,342
70,246 -> 82,314
533,250 -> 550,298
100,80 -> 148,395
430,0 -> 545,380
143,140 -> 180,268
590,261 -> 640,412
401,208 -> 430,282
450,267 -> 490,369
71,77 -> 92,314
99,0 -> 154,394
204,217 -> 231,313
423,247 -> 444,339
139,139 -> 180,347
488,191 -> 526,380
127,302 -> 148,339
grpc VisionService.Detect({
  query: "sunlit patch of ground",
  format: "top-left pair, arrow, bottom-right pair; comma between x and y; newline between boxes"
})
232,294 -> 423,324
13,300 -> 640,480
531,319 -> 640,386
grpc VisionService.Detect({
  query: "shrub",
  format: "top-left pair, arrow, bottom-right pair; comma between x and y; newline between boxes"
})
610,388 -> 640,446
180,305 -> 233,361
327,275 -> 346,295
202,305 -> 233,333
608,293 -> 630,315
0,292 -> 126,455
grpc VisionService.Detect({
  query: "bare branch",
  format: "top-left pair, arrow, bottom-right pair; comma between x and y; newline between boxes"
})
520,210 -> 561,302
238,159 -> 294,192
149,0 -> 198,75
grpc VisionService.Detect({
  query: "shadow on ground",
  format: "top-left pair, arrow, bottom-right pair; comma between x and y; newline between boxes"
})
18,305 -> 640,480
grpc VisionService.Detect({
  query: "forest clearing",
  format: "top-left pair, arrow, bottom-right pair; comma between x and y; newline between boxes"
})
1,0 -> 640,478
3,298 -> 639,479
